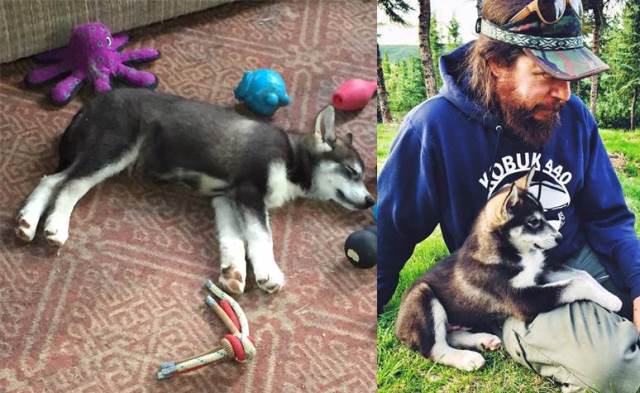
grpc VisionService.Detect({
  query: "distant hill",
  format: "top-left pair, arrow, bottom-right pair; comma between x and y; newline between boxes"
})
380,45 -> 419,62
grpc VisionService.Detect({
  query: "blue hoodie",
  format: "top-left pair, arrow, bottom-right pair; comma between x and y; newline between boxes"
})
377,42 -> 640,315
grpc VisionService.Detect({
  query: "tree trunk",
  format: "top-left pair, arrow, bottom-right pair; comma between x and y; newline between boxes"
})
631,86 -> 638,131
589,1 -> 603,116
418,0 -> 438,97
377,43 -> 393,123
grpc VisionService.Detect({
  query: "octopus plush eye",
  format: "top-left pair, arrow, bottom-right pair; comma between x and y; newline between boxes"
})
106,37 -> 112,47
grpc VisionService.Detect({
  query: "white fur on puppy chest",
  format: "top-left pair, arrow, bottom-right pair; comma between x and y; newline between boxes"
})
264,161 -> 304,208
510,250 -> 545,288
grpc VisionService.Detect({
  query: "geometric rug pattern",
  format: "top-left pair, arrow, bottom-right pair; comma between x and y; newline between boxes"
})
0,1 -> 375,391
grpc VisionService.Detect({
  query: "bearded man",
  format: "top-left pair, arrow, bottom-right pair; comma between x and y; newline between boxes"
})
377,0 -> 640,391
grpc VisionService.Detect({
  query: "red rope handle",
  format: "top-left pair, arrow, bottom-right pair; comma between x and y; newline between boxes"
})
219,300 -> 241,331
223,334 -> 246,362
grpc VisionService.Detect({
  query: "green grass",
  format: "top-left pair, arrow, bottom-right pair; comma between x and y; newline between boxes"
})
600,129 -> 640,233
377,123 -> 400,173
377,125 -> 640,392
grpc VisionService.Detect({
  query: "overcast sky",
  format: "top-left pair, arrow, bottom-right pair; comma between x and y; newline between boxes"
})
377,0 -> 479,46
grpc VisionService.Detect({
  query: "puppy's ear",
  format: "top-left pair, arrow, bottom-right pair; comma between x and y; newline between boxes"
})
503,182 -> 519,212
514,168 -> 535,191
314,105 -> 336,148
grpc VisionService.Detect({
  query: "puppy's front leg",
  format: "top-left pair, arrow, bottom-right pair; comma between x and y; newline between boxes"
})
240,206 -> 284,294
212,197 -> 247,294
547,268 -> 622,312
16,171 -> 68,242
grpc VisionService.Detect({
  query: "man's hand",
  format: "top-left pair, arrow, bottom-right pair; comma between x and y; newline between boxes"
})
634,296 -> 640,332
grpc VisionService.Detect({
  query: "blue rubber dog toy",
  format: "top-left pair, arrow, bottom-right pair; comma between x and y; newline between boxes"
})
234,69 -> 290,116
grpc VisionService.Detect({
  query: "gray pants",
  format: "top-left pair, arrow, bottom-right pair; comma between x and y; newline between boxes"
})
502,246 -> 640,393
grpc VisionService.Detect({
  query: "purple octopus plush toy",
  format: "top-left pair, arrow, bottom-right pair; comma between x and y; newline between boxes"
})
25,22 -> 160,105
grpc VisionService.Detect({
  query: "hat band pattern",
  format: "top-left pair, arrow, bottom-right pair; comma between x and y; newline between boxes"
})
480,20 -> 584,50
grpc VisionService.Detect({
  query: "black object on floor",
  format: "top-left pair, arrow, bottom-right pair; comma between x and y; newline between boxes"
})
345,225 -> 376,269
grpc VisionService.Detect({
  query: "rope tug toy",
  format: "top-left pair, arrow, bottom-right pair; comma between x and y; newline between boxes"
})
156,280 -> 256,379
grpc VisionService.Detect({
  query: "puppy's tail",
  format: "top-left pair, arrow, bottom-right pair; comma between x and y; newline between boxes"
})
395,281 -> 439,358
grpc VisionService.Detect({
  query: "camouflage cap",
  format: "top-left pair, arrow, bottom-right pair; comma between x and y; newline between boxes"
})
479,7 -> 609,80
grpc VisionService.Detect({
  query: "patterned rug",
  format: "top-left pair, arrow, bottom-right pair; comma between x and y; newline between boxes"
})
0,1 -> 376,392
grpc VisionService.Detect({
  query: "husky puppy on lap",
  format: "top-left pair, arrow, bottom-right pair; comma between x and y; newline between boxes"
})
395,169 -> 622,371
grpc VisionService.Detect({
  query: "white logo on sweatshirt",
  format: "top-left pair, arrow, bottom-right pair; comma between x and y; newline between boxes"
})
478,152 -> 572,230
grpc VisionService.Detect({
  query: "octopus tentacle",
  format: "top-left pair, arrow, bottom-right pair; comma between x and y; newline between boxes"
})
112,34 -> 129,51
120,48 -> 161,65
26,62 -> 71,86
93,72 -> 113,93
116,64 -> 157,88
51,70 -> 87,104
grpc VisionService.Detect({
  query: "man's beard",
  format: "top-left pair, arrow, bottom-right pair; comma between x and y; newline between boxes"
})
496,82 -> 565,148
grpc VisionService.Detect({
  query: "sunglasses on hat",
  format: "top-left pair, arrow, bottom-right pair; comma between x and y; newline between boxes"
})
509,0 -> 583,24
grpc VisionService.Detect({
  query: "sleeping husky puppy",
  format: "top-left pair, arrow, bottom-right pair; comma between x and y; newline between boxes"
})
15,88 -> 373,294
395,169 -> 622,371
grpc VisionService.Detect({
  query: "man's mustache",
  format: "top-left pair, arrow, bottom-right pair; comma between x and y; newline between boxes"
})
532,100 -> 566,114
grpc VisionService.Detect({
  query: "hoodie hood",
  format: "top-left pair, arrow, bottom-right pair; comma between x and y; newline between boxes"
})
439,41 -> 501,129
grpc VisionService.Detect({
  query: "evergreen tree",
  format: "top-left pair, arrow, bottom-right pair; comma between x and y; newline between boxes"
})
377,43 -> 393,123
584,0 -> 626,117
391,60 -> 409,113
430,15 -> 445,90
419,0 -> 438,97
377,0 -> 412,123
589,0 -> 604,117
604,1 -> 640,129
383,52 -> 392,77
445,16 -> 462,53
405,56 -> 427,109
379,0 -> 413,25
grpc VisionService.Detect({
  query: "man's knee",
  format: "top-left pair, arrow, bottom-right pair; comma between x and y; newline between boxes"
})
584,336 -> 640,393
501,301 -> 640,393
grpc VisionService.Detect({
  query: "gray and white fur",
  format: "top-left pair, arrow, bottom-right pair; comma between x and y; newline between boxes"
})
16,88 -> 374,294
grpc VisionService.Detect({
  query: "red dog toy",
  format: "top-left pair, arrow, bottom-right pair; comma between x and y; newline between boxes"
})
332,79 -> 376,111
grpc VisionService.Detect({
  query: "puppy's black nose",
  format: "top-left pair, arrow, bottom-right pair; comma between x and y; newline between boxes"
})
555,233 -> 563,242
364,195 -> 375,208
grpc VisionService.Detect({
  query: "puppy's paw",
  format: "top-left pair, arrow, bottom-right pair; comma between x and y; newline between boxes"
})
219,266 -> 245,295
15,213 -> 37,242
255,263 -> 285,294
43,216 -> 69,247
458,351 -> 486,372
443,350 -> 486,372
589,280 -> 623,313
477,334 -> 502,351
44,227 -> 68,247
602,293 -> 623,313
